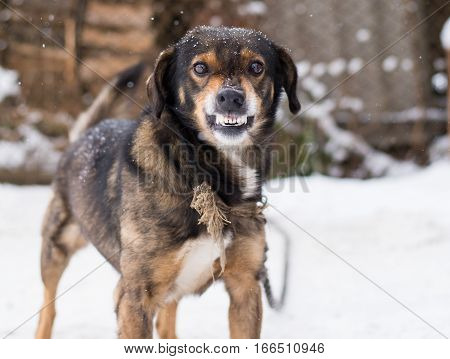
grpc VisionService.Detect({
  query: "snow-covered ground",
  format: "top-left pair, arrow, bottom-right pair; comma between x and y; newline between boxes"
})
1,161 -> 450,339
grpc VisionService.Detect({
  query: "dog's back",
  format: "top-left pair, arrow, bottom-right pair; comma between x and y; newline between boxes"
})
57,119 -> 139,268
53,63 -> 145,269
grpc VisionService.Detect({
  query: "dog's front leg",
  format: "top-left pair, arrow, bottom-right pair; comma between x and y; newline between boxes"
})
115,279 -> 156,339
223,228 -> 266,338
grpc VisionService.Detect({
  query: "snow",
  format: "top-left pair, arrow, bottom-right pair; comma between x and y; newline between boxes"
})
429,136 -> 449,162
382,55 -> 398,72
381,106 -> 446,123
238,1 -> 267,16
296,61 -> 311,77
440,17 -> 450,50
431,72 -> 448,93
347,57 -> 364,74
356,28 -> 371,43
0,66 -> 20,102
1,161 -> 450,339
311,62 -> 327,77
339,96 -> 364,112
0,125 -> 60,173
305,99 -> 415,177
301,76 -> 327,99
328,58 -> 346,77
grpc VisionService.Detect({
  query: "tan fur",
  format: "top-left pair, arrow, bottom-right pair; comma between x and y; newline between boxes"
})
240,76 -> 265,144
115,249 -> 182,338
240,48 -> 265,65
223,229 -> 265,338
178,87 -> 186,104
192,51 -> 220,72
131,120 -> 187,196
36,207 -> 86,339
241,77 -> 262,108
115,279 -> 155,338
117,215 -> 188,338
156,301 -> 178,339
192,74 -> 224,145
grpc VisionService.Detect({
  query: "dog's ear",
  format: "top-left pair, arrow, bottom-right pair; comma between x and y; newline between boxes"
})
276,46 -> 301,114
146,47 -> 175,118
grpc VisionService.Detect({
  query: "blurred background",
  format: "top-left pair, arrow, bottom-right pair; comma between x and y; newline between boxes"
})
0,0 -> 448,183
1,1 -> 450,339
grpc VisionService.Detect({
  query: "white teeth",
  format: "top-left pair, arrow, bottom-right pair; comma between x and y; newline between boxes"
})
216,115 -> 247,126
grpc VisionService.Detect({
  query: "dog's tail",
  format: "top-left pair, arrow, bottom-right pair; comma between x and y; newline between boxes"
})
69,62 -> 146,142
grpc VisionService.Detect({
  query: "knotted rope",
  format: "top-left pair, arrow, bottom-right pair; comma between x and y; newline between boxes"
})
190,182 -> 266,275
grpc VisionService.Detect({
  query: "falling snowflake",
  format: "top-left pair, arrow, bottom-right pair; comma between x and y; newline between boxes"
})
382,56 -> 398,72
356,28 -> 371,43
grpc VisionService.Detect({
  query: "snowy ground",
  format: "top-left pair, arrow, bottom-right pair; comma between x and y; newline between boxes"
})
1,161 -> 450,339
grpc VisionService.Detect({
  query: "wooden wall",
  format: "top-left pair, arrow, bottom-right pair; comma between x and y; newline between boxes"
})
0,0 -> 155,115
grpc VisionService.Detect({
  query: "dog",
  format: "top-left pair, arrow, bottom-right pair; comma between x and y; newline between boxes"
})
35,25 -> 300,339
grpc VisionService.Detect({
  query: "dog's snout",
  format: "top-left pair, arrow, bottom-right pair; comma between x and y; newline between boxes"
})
216,88 -> 245,112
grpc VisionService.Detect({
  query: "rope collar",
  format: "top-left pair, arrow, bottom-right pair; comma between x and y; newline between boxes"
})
190,182 -> 266,274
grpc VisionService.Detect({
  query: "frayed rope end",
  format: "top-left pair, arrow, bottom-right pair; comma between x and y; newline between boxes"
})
190,182 -> 230,275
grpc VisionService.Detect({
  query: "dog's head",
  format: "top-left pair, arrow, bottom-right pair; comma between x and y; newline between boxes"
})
147,26 -> 300,146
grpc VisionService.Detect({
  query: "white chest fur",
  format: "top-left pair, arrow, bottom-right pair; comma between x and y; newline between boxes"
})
166,233 -> 232,302
238,161 -> 258,199
227,152 -> 259,199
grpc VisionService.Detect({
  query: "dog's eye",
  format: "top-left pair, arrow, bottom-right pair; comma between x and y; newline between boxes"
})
193,62 -> 208,75
249,61 -> 264,75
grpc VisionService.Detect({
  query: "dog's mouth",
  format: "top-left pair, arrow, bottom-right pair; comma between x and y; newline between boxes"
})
207,114 -> 254,133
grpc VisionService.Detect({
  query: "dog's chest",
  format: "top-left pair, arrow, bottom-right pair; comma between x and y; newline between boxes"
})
166,233 -> 232,302
227,152 -> 259,199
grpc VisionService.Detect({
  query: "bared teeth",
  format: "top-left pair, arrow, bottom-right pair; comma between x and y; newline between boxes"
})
217,115 -> 247,126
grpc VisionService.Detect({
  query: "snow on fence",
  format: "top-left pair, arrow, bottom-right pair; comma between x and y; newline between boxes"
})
262,0 -> 449,173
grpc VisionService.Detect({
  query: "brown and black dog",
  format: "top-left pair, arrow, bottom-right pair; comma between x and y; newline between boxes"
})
35,26 -> 300,339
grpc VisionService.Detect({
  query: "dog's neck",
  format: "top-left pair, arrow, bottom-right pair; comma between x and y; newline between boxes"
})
132,113 -> 269,205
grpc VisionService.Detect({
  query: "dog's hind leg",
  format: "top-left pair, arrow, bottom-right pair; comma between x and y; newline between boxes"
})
156,301 -> 178,339
35,194 -> 87,339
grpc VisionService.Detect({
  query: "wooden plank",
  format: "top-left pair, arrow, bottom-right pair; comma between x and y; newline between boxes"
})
85,1 -> 152,30
7,21 -> 65,47
81,25 -> 153,53
10,0 -> 74,17
5,52 -> 81,112
8,42 -> 68,61
64,18 -> 77,85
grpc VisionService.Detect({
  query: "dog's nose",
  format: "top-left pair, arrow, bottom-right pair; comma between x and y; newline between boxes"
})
216,88 -> 245,113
